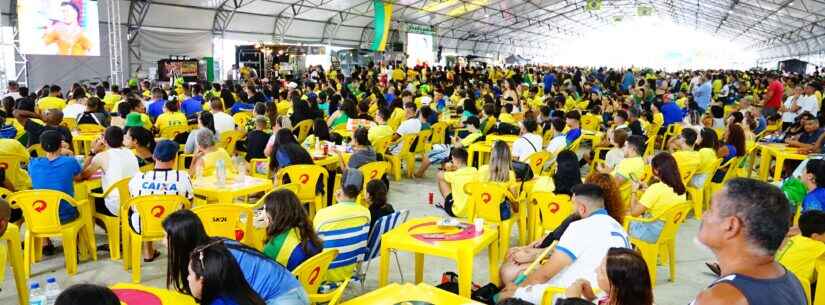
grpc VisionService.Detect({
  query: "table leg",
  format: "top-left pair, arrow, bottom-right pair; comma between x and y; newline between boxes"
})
759,147 -> 770,181
415,253 -> 424,284
489,238 -> 500,286
378,245 -> 391,287
774,156 -> 785,183
457,253 -> 473,297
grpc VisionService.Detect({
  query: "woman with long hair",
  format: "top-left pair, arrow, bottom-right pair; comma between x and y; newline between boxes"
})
365,179 -> 395,232
268,128 -> 313,172
628,152 -> 687,243
187,242 -> 266,305
162,210 -> 308,305
479,141 -> 516,185
559,248 -> 653,305
184,111 -> 217,154
327,98 -> 356,129
124,126 -> 156,167
554,150 -> 583,195
262,189 -> 323,270
585,172 -> 625,225
717,123 -> 746,162
692,127 -> 719,187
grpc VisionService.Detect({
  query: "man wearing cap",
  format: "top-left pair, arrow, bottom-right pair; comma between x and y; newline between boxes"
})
313,170 -> 370,282
128,140 -> 194,261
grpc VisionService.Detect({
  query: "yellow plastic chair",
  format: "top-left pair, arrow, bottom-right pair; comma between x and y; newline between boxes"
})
623,202 -> 692,286
385,134 -> 418,181
293,119 -> 314,143
325,279 -> 350,305
387,109 -> 404,131
159,124 -> 190,140
356,161 -> 390,205
581,114 -> 600,132
0,223 -> 27,305
292,249 -> 339,299
528,192 -> 573,243
125,195 -> 190,283
566,136 -> 583,153
372,136 -> 392,157
413,129 -> 433,159
192,204 -> 255,246
686,158 -> 722,220
707,157 -> 742,205
62,117 -> 77,130
275,165 -> 328,217
218,130 -> 243,155
249,158 -> 270,178
77,123 -> 106,134
430,122 -> 448,145
525,151 -> 551,177
463,181 -> 517,261
233,112 -> 253,130
643,125 -> 662,157
248,183 -> 300,209
11,190 -> 96,278
90,177 -> 132,261
659,124 -> 683,150
27,144 -> 47,158
540,286 -> 568,305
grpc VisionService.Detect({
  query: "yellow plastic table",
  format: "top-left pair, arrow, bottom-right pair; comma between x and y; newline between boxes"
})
758,143 -> 808,182
339,283 -> 484,305
192,175 -> 273,203
378,216 -> 500,297
72,132 -> 101,156
111,283 -> 197,305
581,130 -> 604,146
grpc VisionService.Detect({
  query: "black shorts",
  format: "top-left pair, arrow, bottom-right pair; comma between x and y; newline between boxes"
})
443,193 -> 457,217
92,188 -> 117,217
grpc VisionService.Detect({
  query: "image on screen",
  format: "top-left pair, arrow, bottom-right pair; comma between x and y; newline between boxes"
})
17,0 -> 101,56
406,33 -> 434,67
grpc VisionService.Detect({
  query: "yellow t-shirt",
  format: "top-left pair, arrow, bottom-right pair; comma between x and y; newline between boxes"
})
444,166 -> 479,217
392,69 -> 405,82
313,201 -> 370,282
612,156 -> 645,181
156,112 -> 188,135
498,113 -> 516,124
368,124 -> 394,145
639,182 -> 686,218
37,96 -> 67,111
0,139 -> 31,190
653,113 -> 664,127
103,93 -> 122,110
201,148 -> 236,177
776,235 -> 825,282
697,148 -> 717,175
460,131 -> 483,147
477,165 -> 516,186
672,150 -> 701,177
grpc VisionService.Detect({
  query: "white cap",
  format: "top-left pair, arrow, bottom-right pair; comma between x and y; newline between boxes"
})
420,96 -> 432,106
287,82 -> 298,89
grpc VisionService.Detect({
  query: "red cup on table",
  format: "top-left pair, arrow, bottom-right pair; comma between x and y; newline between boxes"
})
428,192 -> 434,205
323,144 -> 329,155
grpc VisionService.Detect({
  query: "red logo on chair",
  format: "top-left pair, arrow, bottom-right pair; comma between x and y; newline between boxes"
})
299,174 -> 310,184
0,162 -> 7,170
481,193 -> 492,204
33,200 -> 47,213
151,205 -> 166,218
234,229 -> 245,241
369,170 -> 378,179
225,137 -> 233,144
548,202 -> 560,213
534,158 -> 544,166
308,266 -> 321,285
673,212 -> 683,224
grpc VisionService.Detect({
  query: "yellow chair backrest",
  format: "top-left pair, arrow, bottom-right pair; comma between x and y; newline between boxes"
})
249,158 -> 270,178
395,133 -> 418,157
192,204 -> 254,243
531,192 -> 573,235
481,117 -> 496,134
566,136 -> 583,152
540,287 -> 567,305
463,181 -> 513,222
62,117 -> 77,130
250,183 -> 300,209
0,154 -> 27,174
359,161 -> 389,185
581,114 -> 600,132
718,157 -> 742,184
77,124 -> 105,134
414,129 -> 433,153
293,119 -> 314,143
0,187 -> 12,201
387,109 -> 404,131
526,151 -> 551,177
292,249 -> 339,296
10,190 -> 83,234
625,202 -> 692,243
98,177 -> 133,216
233,112 -> 253,129
218,130 -> 243,155
27,144 -> 47,158
129,195 -> 190,238
275,165 -> 328,203
372,136 -> 392,156
159,124 -> 190,140
644,125 -> 662,157
430,122 -> 448,145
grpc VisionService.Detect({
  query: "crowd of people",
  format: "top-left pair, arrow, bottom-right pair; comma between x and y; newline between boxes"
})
0,62 -> 824,305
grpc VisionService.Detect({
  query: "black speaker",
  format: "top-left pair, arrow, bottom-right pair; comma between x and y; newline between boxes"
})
392,42 -> 404,52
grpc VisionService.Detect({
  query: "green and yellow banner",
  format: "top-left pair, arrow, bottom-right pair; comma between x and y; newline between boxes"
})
371,0 -> 393,52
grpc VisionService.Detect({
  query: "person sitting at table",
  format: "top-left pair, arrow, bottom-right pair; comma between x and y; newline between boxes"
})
302,118 -> 332,147
712,123 -> 746,182
627,152 -> 687,243
435,147 -> 478,217
29,130 -> 83,255
338,127 -> 377,170
356,100 -> 373,121
691,127 -> 719,188
786,116 -> 823,151
289,95 -> 323,126
129,140 -> 193,261
417,106 -> 433,131
415,116 -> 482,177
551,247 -> 653,305
262,189 -> 323,271
327,98 -> 355,131
800,159 -> 825,212
190,129 -> 235,178
497,184 -> 629,304
124,126 -> 156,168
545,117 -> 568,154
82,126 -> 140,232
76,97 -> 110,127
187,242 -> 272,305
365,179 -> 394,232
388,102 -> 421,155
210,97 -> 235,136
184,111 -> 218,154
244,116 -> 270,162
775,210 -> 825,287
156,100 -> 188,139
597,134 -> 645,186
368,107 -> 394,145
110,101 -> 131,129
267,128 -> 313,173
512,118 -> 543,162
313,171 -> 370,283
54,284 -> 121,305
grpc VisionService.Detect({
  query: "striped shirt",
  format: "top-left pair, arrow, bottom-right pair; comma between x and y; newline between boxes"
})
128,168 -> 194,200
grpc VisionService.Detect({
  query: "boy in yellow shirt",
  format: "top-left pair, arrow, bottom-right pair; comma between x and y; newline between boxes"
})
776,210 -> 825,285
435,147 -> 478,218
498,103 -> 516,124
155,100 -> 188,138
598,134 -> 645,186
37,85 -> 67,113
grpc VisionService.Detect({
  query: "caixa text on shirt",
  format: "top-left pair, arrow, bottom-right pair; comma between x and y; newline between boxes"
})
141,181 -> 180,192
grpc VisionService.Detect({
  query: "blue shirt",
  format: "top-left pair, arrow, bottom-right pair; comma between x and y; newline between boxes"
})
0,125 -> 17,139
566,128 -> 582,145
693,81 -> 712,111
543,73 -> 556,93
621,72 -> 635,91
180,96 -> 204,118
230,102 -> 255,114
803,188 -> 825,212
226,241 -> 301,301
210,296 -> 240,305
661,102 -> 684,126
29,156 -> 81,223
147,99 -> 166,120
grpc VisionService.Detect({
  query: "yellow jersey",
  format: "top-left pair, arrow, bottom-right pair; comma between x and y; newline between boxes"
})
156,112 -> 188,135
444,166 -> 479,217
776,235 -> 825,282
639,182 -> 687,218
37,96 -> 67,111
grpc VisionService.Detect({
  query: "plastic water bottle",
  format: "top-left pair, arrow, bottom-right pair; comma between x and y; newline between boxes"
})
216,159 -> 227,185
29,282 -> 45,305
44,277 -> 61,305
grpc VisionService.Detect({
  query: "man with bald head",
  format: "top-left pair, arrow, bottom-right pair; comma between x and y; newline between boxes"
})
14,104 -> 73,150
691,178 -> 806,305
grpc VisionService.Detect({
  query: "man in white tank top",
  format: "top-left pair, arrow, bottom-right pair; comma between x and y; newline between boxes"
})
82,126 -> 140,217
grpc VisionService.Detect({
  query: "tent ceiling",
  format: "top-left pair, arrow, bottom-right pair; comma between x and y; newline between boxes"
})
121,0 -> 825,58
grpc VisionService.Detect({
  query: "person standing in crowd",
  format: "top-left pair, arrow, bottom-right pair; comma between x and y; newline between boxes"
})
762,73 -> 785,117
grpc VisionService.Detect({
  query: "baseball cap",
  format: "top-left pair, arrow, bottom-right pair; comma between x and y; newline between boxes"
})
153,140 -> 179,162
125,113 -> 143,128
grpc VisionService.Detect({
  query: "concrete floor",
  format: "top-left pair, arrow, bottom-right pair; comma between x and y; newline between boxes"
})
0,170 -> 717,305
